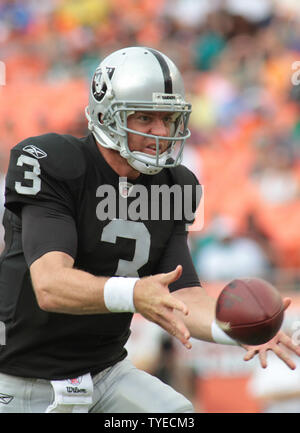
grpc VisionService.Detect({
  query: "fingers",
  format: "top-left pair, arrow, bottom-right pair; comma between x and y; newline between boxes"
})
259,350 -> 268,369
156,308 -> 192,349
162,293 -> 189,316
243,330 -> 300,370
243,348 -> 257,363
157,267 -> 188,314
243,347 -> 268,368
275,331 -> 300,365
134,268 -> 191,349
155,294 -> 190,346
280,332 -> 300,357
244,350 -> 296,370
283,297 -> 292,311
272,344 -> 297,370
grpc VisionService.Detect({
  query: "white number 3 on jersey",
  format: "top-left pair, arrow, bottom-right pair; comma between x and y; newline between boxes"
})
15,155 -> 41,195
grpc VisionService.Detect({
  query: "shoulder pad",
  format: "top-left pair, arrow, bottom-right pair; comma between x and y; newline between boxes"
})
168,164 -> 200,187
12,133 -> 86,181
168,164 -> 202,218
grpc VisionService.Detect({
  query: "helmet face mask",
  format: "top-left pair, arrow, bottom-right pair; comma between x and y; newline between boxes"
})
86,46 -> 192,175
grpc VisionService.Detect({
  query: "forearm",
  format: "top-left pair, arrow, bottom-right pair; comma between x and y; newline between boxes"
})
40,268 -> 108,314
30,252 -> 110,315
173,286 -> 216,342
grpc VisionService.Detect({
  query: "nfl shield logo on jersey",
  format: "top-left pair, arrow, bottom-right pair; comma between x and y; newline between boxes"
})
119,180 -> 134,198
67,377 -> 82,385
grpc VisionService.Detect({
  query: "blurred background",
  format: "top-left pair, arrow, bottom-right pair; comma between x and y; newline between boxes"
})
1,0 -> 300,413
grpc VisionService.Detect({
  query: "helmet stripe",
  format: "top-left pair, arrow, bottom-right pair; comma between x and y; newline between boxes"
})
147,48 -> 173,94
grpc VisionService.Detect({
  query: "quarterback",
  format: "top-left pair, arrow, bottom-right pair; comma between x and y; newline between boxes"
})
0,47 -> 299,413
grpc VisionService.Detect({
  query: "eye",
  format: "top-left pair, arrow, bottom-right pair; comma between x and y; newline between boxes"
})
137,114 -> 151,122
163,115 -> 173,124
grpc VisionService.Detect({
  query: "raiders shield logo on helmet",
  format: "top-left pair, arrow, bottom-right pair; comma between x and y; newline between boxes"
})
92,67 -> 115,102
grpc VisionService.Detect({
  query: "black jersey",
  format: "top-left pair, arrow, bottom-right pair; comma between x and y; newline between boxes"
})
0,133 -> 200,380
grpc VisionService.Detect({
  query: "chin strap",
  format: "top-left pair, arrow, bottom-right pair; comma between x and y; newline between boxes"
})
127,157 -> 163,175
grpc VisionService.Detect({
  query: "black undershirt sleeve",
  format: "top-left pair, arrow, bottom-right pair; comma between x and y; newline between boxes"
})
154,223 -> 201,292
21,203 -> 78,267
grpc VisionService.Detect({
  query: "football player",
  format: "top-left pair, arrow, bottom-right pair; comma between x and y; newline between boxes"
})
0,47 -> 299,413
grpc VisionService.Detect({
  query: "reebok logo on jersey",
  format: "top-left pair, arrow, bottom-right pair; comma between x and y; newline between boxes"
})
23,145 -> 47,159
0,393 -> 14,404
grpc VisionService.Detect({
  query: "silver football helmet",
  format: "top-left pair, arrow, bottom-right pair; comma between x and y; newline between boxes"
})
85,46 -> 192,175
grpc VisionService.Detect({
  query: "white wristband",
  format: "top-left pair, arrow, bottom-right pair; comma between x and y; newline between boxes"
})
104,277 -> 139,313
211,320 -> 239,346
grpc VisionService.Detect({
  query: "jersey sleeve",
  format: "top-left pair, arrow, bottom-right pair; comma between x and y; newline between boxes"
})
169,164 -> 202,227
4,133 -> 86,217
154,164 -> 202,291
154,222 -> 201,292
22,203 -> 78,266
184,170 -> 202,227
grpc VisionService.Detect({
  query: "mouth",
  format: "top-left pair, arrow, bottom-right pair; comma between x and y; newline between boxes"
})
144,144 -> 166,155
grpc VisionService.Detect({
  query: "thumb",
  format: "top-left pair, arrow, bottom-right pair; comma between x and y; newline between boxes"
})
160,265 -> 183,285
283,297 -> 292,311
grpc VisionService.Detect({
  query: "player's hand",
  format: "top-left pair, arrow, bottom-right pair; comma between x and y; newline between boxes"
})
133,265 -> 192,350
242,298 -> 300,369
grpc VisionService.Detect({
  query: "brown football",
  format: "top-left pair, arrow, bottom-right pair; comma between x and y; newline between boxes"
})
215,278 -> 284,345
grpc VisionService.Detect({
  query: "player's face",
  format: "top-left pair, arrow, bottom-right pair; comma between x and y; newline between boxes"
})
126,111 -> 173,155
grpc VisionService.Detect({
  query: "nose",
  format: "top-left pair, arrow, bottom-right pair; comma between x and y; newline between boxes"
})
149,118 -> 169,137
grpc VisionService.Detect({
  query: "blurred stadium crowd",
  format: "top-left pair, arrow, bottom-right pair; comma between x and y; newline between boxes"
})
1,0 -> 300,413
